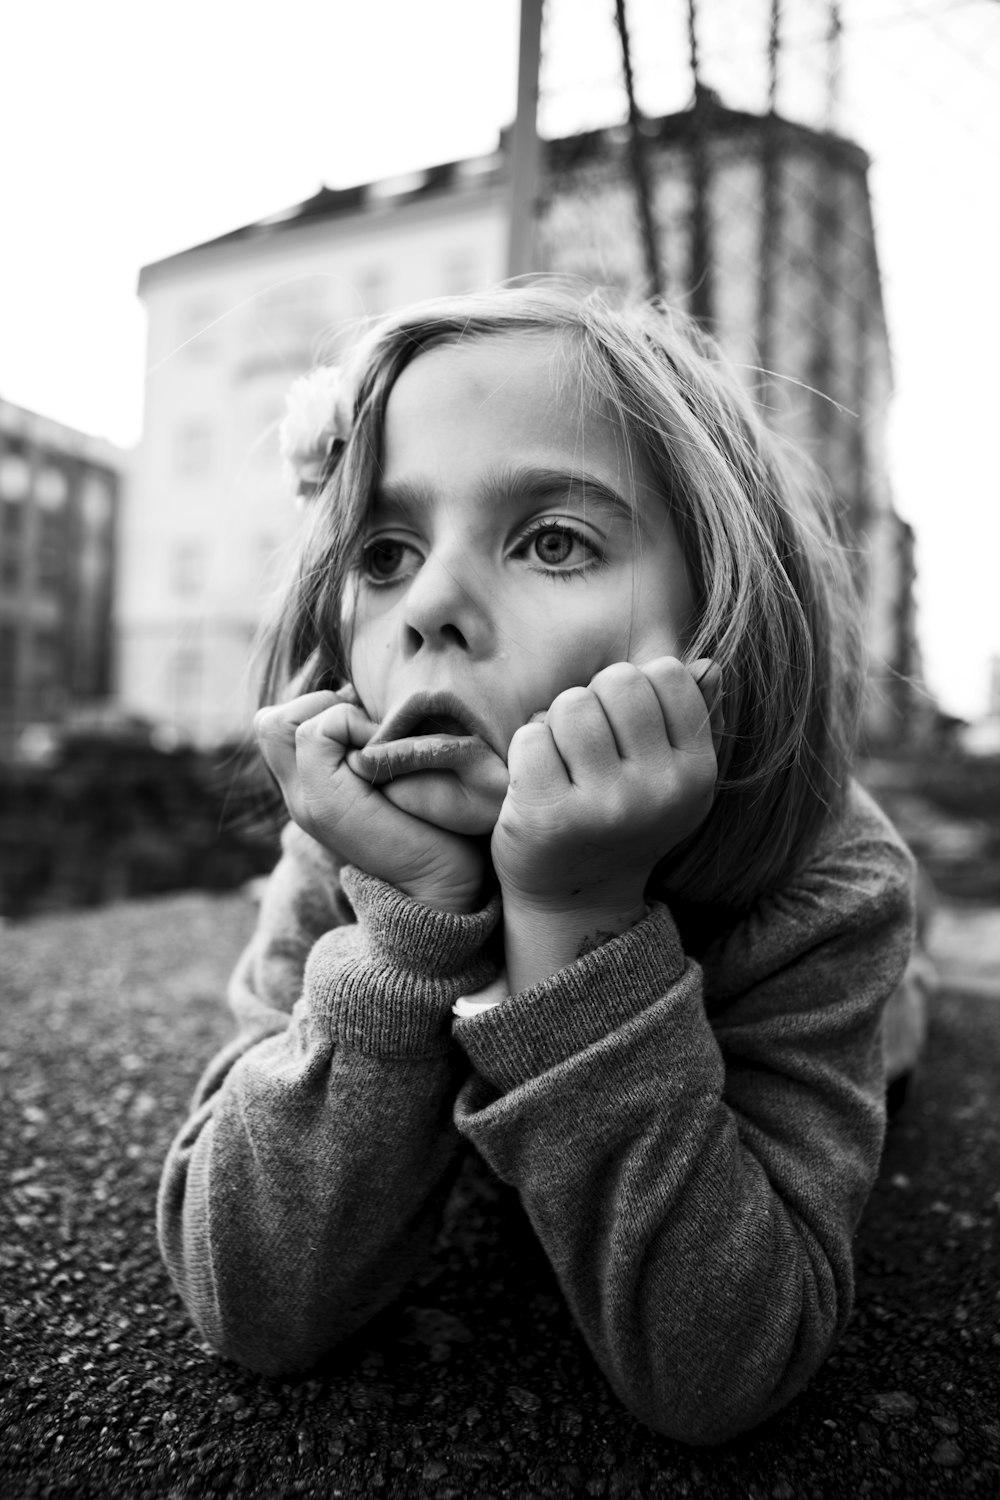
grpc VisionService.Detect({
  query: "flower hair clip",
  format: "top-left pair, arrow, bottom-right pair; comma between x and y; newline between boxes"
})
279,364 -> 353,504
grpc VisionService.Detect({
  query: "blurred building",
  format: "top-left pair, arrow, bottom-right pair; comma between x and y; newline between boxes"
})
537,100 -> 926,743
0,398 -> 124,753
128,102 -> 924,746
127,157 -> 509,744
960,655 -> 1000,756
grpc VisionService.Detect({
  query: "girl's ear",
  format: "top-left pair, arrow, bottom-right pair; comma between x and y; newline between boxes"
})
690,658 -> 724,755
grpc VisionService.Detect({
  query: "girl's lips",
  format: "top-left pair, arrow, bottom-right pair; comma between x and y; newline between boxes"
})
345,690 -> 550,795
352,732 -> 494,785
366,690 -> 497,752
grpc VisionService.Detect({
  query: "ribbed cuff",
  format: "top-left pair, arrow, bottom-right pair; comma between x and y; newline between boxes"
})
305,867 -> 501,1057
454,901 -> 687,1091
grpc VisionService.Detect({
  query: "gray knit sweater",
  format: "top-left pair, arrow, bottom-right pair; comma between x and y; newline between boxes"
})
157,781 -> 915,1444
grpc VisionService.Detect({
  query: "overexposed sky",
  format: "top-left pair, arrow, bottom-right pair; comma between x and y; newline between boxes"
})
1,0 -> 997,718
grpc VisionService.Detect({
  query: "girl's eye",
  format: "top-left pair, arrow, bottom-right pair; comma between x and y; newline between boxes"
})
532,529 -> 575,565
516,520 -> 596,573
359,539 -> 419,584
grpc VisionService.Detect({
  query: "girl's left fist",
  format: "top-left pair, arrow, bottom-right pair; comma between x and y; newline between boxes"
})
491,657 -> 719,914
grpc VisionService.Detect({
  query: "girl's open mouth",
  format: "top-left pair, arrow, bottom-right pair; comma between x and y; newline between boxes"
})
350,690 -> 503,785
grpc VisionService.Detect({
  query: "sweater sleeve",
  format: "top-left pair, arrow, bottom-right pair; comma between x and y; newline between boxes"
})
157,827 -> 500,1375
452,788 -> 916,1445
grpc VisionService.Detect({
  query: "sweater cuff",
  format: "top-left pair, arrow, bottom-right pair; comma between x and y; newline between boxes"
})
305,866 -> 501,1058
454,901 -> 687,1091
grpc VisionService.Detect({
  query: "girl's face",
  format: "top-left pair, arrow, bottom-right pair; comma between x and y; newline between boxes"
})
345,332 -> 694,834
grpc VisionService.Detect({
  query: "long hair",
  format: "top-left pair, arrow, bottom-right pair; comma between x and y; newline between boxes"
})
258,282 -> 863,913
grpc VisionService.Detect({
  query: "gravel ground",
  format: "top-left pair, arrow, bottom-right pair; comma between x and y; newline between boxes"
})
1,891 -> 998,1500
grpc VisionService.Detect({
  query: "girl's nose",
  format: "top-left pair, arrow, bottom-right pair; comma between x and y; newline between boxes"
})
400,549 -> 493,658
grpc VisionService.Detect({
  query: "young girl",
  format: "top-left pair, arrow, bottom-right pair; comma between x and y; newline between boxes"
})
158,284 -> 916,1446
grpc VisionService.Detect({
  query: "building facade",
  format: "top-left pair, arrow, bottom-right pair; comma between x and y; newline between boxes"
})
0,399 -> 123,752
126,159 -> 509,744
126,106 -> 922,746
536,102 -> 924,742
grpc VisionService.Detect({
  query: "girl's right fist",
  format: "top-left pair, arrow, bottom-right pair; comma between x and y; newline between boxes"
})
254,690 -> 485,913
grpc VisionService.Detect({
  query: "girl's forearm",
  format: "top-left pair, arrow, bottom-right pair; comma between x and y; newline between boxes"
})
159,862 -> 502,1375
159,1027 -> 466,1375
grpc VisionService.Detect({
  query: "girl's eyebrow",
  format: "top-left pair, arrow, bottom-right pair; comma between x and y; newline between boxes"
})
373,466 -> 636,520
486,465 -> 636,520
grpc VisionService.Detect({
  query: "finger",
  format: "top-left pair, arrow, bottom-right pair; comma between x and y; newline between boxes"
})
585,662 -> 669,761
506,721 -> 573,806
296,701 -> 379,768
544,685 -> 621,782
256,693 -> 375,795
640,657 -> 715,750
254,690 -> 341,785
690,658 -> 725,753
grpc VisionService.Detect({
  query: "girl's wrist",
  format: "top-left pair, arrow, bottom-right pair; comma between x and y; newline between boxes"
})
397,877 -> 482,914
397,858 -> 490,914
502,894 -> 648,993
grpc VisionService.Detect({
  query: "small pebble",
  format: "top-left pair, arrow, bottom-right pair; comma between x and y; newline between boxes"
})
856,1420 -> 881,1452
507,1385 -> 542,1413
931,1439 -> 963,1468
870,1391 -> 918,1417
930,1414 -> 960,1435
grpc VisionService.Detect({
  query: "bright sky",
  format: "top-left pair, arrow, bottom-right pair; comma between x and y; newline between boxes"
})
1,0 -> 997,719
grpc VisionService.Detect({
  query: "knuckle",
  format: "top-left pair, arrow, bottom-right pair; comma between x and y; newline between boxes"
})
552,684 -> 591,712
595,660 -> 640,690
646,654 -> 683,684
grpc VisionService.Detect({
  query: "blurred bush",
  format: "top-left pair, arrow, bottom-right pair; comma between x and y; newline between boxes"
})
862,754 -> 1000,905
4,735 -> 996,920
0,729 -> 280,919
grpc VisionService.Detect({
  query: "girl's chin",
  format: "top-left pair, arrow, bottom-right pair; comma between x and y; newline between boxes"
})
378,767 -> 508,836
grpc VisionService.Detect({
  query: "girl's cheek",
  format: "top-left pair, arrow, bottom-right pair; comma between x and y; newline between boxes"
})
565,611 -> 645,675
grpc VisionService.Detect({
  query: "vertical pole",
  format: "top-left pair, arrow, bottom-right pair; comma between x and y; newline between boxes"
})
760,0 -> 783,377
686,0 -> 713,327
686,0 -> 700,95
826,1 -> 843,132
507,0 -> 544,279
614,0 -> 662,300
768,0 -> 781,114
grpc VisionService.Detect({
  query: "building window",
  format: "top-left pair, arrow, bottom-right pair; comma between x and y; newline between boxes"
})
1,537 -> 21,590
1,489 -> 22,588
171,646 -> 202,720
179,298 -> 219,359
0,451 -> 31,501
444,249 -> 479,295
80,474 -> 114,530
355,266 -> 389,315
35,466 -> 69,512
172,540 -> 206,596
36,509 -> 65,588
0,623 -> 17,708
2,497 -> 24,534
32,628 -> 60,678
174,423 -> 214,477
